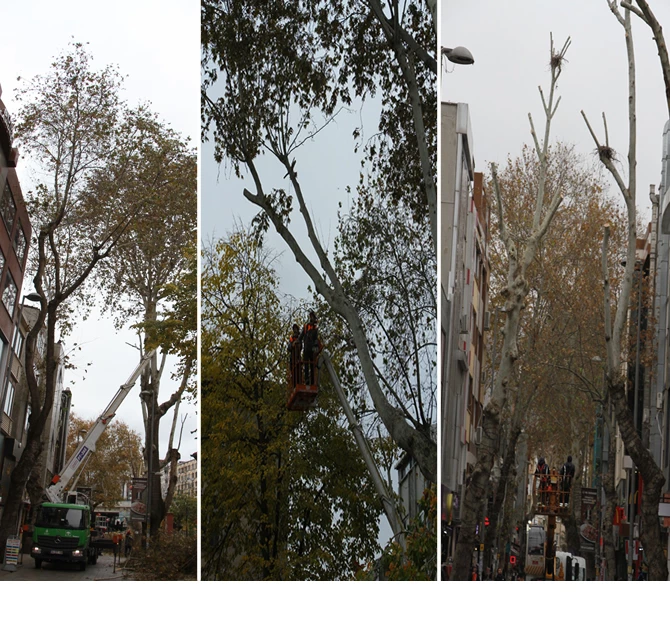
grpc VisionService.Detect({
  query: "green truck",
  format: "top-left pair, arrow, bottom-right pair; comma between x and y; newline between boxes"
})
30,351 -> 155,571
31,502 -> 98,570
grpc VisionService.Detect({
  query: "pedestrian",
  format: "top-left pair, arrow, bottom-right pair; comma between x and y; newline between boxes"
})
288,323 -> 301,387
495,567 -> 505,581
300,311 -> 322,385
483,566 -> 492,581
124,529 -> 133,557
535,457 -> 549,507
559,455 -> 576,506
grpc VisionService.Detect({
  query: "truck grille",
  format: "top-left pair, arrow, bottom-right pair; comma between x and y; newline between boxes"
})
37,535 -> 80,549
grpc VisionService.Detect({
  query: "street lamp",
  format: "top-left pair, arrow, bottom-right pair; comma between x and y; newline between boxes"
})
442,46 -> 475,65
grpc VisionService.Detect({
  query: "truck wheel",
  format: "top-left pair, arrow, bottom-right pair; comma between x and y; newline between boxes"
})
34,559 -> 42,569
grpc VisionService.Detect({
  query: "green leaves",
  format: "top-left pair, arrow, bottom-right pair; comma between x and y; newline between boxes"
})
202,229 -> 381,580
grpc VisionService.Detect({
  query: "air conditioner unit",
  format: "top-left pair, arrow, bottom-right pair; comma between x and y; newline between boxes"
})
460,314 -> 469,334
483,310 -> 491,331
474,425 -> 483,446
456,349 -> 468,372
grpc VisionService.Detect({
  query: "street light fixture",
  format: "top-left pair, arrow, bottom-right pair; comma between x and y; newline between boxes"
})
442,46 -> 475,65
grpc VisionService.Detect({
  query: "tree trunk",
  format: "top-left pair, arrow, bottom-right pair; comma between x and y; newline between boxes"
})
602,432 -> 618,581
0,437 -> 44,554
484,420 -> 521,567
611,378 -> 667,580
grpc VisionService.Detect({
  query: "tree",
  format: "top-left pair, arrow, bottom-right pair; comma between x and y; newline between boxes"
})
481,143 -> 629,577
170,494 -> 197,533
64,414 -> 143,511
95,116 -> 197,536
358,485 -> 436,580
451,36 -> 570,580
624,1 -> 670,116
0,44 -> 157,553
582,2 -> 668,581
201,230 -> 382,580
201,0 -> 437,483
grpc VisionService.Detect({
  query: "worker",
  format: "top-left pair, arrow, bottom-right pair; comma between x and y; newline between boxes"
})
560,455 -> 576,506
300,311 -> 322,385
535,457 -> 549,507
288,323 -> 301,387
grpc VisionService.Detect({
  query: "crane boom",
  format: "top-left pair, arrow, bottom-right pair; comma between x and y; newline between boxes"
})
46,349 -> 156,503
319,350 -> 405,549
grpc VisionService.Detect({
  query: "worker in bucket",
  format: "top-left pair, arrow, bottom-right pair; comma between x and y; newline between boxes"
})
300,311 -> 322,385
288,323 -> 302,387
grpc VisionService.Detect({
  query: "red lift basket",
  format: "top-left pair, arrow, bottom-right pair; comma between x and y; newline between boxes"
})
287,355 -> 319,411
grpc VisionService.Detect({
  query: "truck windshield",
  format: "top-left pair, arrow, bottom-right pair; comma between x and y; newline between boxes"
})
527,526 -> 545,556
35,507 -> 86,530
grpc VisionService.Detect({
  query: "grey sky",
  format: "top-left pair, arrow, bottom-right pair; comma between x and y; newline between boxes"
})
442,0 -> 670,223
202,94 -> 381,300
3,1 -> 199,463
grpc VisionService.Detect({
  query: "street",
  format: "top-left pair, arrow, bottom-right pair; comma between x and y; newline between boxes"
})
0,551 -> 131,581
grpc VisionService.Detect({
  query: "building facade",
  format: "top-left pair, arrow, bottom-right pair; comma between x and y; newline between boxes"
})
441,101 -> 491,562
175,458 -> 197,497
0,84 -> 32,522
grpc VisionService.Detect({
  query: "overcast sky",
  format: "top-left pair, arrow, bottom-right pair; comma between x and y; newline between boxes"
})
2,1 -> 199,464
442,0 -> 670,223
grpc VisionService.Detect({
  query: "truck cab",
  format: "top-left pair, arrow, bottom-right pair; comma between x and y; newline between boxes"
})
31,502 -> 96,570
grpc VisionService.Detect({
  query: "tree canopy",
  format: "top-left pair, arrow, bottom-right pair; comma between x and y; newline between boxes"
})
201,230 -> 382,580
65,413 -> 143,511
202,0 -> 436,485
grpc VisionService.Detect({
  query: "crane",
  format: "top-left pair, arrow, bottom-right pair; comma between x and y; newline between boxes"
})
46,349 -> 155,503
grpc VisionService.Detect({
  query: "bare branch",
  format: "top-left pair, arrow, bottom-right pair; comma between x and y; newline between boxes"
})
621,1 -> 647,23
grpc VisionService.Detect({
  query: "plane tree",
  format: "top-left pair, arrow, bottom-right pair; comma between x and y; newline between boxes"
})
201,0 -> 437,483
95,114 -> 197,536
479,140 -> 629,576
450,36 -> 570,579
581,2 -> 668,580
0,45 -> 165,553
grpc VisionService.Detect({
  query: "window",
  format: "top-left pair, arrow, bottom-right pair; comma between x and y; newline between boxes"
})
4,380 -> 15,417
13,225 -> 26,267
0,181 -> 15,233
12,325 -> 24,358
2,272 -> 16,316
